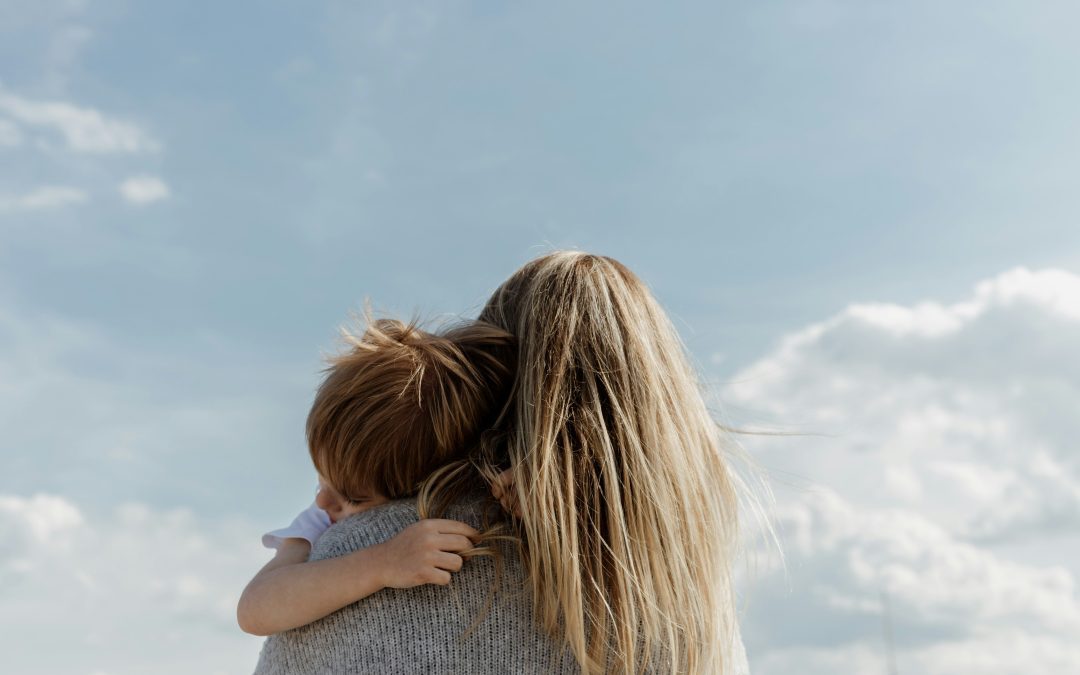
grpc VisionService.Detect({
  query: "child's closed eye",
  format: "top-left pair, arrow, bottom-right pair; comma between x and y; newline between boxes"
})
346,494 -> 374,506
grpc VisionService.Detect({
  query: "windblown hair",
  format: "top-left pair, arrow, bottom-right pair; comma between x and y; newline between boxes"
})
307,313 -> 515,501
422,251 -> 745,673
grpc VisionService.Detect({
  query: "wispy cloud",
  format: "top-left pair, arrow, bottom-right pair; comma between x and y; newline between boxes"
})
0,84 -> 165,217
119,175 -> 170,205
0,84 -> 159,154
0,185 -> 87,212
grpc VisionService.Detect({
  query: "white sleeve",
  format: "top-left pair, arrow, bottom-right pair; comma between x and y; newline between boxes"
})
261,501 -> 332,550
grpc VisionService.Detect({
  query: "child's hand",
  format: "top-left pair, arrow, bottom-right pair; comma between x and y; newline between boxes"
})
371,519 -> 479,588
490,468 -> 521,518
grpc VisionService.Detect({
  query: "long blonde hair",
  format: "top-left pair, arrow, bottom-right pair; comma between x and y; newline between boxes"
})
423,251 -> 747,673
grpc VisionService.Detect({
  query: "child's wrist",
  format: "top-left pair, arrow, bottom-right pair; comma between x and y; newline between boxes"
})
349,543 -> 391,592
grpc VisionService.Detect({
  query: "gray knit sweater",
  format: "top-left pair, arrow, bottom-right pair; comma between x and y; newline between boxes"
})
252,492 -> 750,674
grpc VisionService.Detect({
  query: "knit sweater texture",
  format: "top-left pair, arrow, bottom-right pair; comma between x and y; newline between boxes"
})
252,492 -> 750,674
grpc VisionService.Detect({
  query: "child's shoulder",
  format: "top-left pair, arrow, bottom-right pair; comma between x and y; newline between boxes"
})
310,491 -> 489,561
310,499 -> 417,560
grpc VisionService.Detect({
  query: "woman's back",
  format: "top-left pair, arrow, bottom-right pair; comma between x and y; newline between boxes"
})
252,492 -> 581,674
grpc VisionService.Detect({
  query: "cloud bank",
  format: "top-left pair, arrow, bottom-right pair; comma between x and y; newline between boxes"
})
0,492 -> 267,675
729,266 -> 1080,674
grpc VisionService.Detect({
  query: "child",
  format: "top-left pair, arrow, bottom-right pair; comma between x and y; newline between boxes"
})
237,315 -> 516,636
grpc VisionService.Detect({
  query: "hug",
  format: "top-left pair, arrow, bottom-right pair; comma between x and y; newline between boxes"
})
240,251 -> 749,674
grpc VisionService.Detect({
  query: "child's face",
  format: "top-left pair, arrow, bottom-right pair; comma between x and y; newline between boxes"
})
315,473 -> 389,524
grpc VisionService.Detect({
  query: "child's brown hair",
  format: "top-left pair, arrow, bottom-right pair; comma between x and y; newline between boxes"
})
306,314 -> 516,501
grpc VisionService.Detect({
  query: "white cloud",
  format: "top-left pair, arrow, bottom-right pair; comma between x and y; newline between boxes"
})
740,486 -> 1080,675
727,266 -> 1080,536
0,300 -> 314,664
727,266 -> 1080,673
0,84 -> 159,154
0,493 -> 83,543
0,86 -> 163,222
785,489 -> 1078,629
0,492 -> 267,674
902,629 -> 1080,675
0,185 -> 87,212
751,630 -> 1080,675
119,175 -> 170,204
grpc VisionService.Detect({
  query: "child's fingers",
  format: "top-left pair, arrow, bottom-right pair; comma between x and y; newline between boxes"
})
435,533 -> 475,552
434,551 -> 464,573
425,519 -> 480,539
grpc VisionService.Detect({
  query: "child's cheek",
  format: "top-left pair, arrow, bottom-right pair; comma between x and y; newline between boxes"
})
341,503 -> 366,519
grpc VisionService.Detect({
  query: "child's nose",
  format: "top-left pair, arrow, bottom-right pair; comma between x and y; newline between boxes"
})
315,489 -> 334,511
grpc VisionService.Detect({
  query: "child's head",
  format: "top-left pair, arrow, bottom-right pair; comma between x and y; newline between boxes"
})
306,315 -> 516,512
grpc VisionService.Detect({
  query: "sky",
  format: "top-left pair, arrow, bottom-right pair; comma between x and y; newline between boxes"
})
2,1 -> 1079,673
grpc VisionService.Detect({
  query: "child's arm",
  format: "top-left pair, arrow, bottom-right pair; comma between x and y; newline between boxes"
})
236,518 -> 479,636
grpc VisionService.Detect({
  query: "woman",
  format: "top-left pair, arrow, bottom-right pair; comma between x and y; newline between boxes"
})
254,251 -> 751,674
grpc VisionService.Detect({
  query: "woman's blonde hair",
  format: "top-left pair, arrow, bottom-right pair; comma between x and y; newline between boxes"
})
424,251 -> 747,673
307,314 -> 515,501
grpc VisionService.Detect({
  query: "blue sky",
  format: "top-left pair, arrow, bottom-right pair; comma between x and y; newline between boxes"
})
3,2 -> 1079,673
